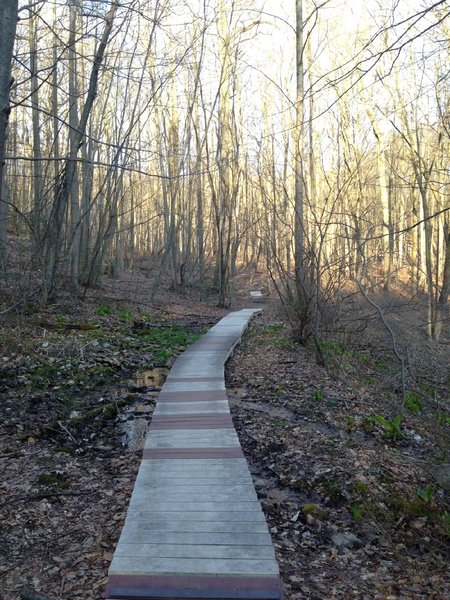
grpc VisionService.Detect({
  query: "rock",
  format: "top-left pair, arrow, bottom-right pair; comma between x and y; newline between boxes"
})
302,503 -> 327,521
433,464 -> 450,491
21,588 -> 55,600
331,531 -> 362,551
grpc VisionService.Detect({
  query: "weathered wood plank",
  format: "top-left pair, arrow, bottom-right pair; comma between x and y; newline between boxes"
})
144,429 -> 240,448
123,510 -> 268,523
109,556 -> 280,576
113,543 -> 276,560
114,532 -> 273,547
119,520 -> 270,534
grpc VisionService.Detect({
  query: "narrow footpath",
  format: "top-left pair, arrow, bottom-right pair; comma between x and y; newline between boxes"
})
106,308 -> 284,600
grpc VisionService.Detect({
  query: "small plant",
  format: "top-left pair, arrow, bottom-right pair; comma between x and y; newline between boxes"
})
272,383 -> 286,396
30,365 -> 58,386
272,417 -> 290,428
405,391 -> 422,414
441,511 -> 450,537
320,340 -> 347,356
374,356 -> 390,370
370,414 -> 404,441
437,412 -> 450,426
352,350 -> 370,365
96,305 -> 112,316
416,484 -> 433,503
266,323 -> 284,333
351,504 -> 364,520
346,415 -> 355,432
117,308 -> 133,323
353,481 -> 369,495
155,348 -> 172,364
313,387 -> 324,401
56,315 -> 68,325
260,323 -> 295,350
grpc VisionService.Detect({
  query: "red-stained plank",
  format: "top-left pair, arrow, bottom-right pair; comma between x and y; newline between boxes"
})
106,574 -> 283,599
142,447 -> 244,459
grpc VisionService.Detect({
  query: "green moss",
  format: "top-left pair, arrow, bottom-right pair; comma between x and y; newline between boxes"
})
30,365 -> 58,386
390,494 -> 433,519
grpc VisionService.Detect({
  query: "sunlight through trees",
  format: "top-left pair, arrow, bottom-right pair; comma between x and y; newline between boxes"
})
1,0 -> 449,339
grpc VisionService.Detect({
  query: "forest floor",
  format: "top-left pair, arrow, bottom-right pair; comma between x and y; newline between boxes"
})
0,270 -> 449,599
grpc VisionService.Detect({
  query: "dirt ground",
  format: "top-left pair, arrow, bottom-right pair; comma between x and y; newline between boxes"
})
0,271 -> 448,599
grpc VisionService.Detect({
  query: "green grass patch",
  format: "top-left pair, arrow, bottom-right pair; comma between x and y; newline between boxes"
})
96,305 -> 113,316
135,324 -> 202,364
260,324 -> 295,350
405,391 -> 422,414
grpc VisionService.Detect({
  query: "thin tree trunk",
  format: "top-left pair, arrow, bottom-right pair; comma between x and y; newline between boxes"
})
434,225 -> 450,340
294,0 -> 305,281
43,1 -> 117,300
0,0 -> 18,272
69,0 -> 81,288
29,7 -> 42,256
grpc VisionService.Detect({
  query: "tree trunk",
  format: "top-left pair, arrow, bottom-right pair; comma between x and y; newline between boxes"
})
69,0 -> 81,289
0,0 -> 18,272
294,0 -> 305,281
29,7 -> 42,256
43,1 -> 117,300
433,223 -> 450,340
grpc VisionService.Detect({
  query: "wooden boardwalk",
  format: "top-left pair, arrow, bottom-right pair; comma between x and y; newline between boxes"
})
106,309 -> 283,600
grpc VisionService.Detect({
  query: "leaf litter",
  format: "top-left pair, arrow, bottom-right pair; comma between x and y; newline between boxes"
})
0,277 -> 448,599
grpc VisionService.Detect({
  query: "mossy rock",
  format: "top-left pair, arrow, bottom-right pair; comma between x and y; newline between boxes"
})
302,503 -> 328,520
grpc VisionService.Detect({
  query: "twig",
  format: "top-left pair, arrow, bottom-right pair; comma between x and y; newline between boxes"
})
57,421 -> 77,444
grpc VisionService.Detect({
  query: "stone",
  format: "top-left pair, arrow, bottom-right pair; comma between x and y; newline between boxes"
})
331,531 -> 362,551
433,464 -> 450,491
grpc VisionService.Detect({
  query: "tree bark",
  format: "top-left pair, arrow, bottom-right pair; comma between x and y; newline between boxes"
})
0,0 -> 18,272
294,0 -> 305,280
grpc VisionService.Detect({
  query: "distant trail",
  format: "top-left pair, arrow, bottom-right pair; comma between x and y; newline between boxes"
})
106,308 -> 284,600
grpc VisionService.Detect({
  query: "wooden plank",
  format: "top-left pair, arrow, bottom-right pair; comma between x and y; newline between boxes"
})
113,532 -> 273,547
127,500 -> 262,513
106,574 -> 282,600
119,521 -> 270,534
123,511 -> 268,523
128,486 -> 258,503
153,402 -> 230,414
142,448 -> 244,459
109,556 -> 280,576
113,543 -> 276,560
144,429 -> 240,448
